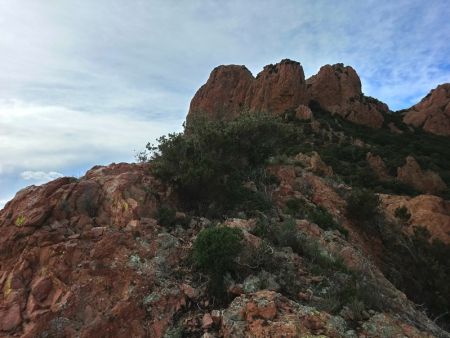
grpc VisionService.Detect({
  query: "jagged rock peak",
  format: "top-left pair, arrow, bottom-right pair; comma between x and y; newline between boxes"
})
187,59 -> 307,123
187,59 -> 388,128
403,83 -> 450,136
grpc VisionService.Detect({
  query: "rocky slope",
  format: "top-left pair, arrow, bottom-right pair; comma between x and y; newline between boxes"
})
403,84 -> 450,136
1,157 -> 449,337
188,59 -> 388,128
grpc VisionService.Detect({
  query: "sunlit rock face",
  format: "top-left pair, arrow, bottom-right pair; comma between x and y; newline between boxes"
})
188,59 -> 388,128
403,83 -> 450,136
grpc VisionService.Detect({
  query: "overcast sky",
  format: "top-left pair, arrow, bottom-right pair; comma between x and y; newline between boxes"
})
1,0 -> 449,208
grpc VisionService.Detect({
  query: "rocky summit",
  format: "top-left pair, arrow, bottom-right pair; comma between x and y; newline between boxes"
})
403,83 -> 450,136
1,59 -> 450,338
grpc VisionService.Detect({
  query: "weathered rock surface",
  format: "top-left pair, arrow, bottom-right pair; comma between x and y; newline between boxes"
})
0,159 -> 448,337
381,194 -> 450,244
397,156 -> 447,194
307,64 -> 388,128
188,59 -> 307,123
188,60 -> 388,128
295,152 -> 334,177
0,163 -> 189,337
367,152 -> 391,181
403,83 -> 450,136
220,290 -> 433,338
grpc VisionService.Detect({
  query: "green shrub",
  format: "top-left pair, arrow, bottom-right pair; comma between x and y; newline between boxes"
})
274,218 -> 303,253
284,198 -> 348,237
147,114 -> 298,215
346,188 -> 380,222
156,206 -> 177,228
192,226 -> 243,298
381,226 -> 450,329
394,206 -> 411,224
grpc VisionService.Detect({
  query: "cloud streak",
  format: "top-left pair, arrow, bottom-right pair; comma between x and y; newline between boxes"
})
20,171 -> 64,182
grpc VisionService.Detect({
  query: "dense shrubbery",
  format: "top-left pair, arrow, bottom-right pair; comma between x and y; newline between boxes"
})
155,206 -> 177,228
192,226 -> 243,298
148,114 -> 299,216
346,188 -> 380,222
380,226 -> 450,329
310,105 -> 450,197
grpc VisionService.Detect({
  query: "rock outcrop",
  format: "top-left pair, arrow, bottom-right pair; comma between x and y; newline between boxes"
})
188,59 -> 307,123
306,64 -> 388,128
382,194 -> 450,244
403,84 -> 450,136
221,290 -> 434,338
366,152 -> 391,181
0,163 -> 186,337
397,156 -> 447,194
188,59 -> 388,128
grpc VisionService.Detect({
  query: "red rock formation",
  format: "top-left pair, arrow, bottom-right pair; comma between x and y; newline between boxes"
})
397,156 -> 447,194
246,60 -> 307,114
306,64 -> 387,128
0,163 -> 188,337
188,59 -> 307,123
403,83 -> 450,136
188,65 -> 254,121
366,152 -> 391,181
381,194 -> 450,244
188,60 -> 388,128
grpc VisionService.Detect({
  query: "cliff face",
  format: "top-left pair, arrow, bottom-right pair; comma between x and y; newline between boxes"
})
403,83 -> 450,136
188,59 -> 388,128
306,64 -> 388,128
188,59 -> 307,122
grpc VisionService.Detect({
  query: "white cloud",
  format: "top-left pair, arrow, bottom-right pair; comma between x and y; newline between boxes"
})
0,99 -> 179,172
0,199 -> 8,210
20,171 -> 64,182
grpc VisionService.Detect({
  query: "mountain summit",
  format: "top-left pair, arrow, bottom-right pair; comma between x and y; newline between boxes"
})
189,59 -> 450,136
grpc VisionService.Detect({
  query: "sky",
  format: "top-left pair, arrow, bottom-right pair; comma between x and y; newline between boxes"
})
1,0 -> 449,209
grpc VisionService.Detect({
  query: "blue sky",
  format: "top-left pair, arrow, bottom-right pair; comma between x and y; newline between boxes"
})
1,0 -> 449,208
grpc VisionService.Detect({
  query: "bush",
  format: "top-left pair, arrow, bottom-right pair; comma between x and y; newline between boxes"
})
148,114 -> 298,215
381,226 -> 450,329
155,206 -> 177,228
285,198 -> 348,237
394,206 -> 411,224
346,188 -> 380,222
192,226 -> 243,298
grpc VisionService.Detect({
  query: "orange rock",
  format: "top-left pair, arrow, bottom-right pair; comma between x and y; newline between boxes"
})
381,194 -> 450,244
187,60 -> 388,128
366,152 -> 390,181
294,104 -> 313,120
403,83 -> 450,136
397,156 -> 447,194
31,276 -> 53,302
0,303 -> 22,332
202,313 -> 214,329
306,63 -> 387,128
188,60 -> 307,124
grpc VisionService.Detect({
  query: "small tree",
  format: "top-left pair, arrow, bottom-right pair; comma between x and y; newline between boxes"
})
394,206 -> 411,224
193,226 -> 243,298
346,188 -> 380,222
